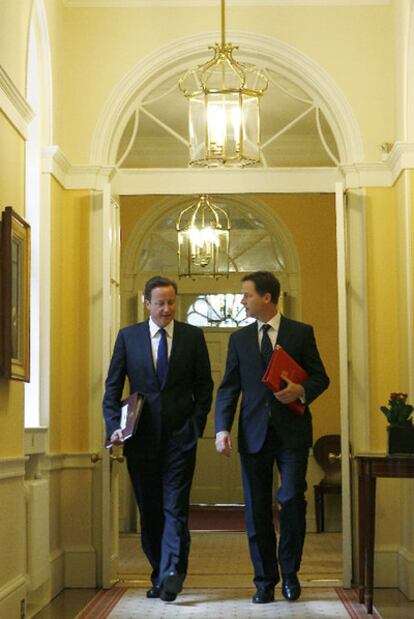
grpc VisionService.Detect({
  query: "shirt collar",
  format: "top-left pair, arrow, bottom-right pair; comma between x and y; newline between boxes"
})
149,317 -> 174,338
257,312 -> 281,332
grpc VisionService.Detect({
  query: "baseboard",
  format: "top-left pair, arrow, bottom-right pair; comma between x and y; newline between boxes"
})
0,575 -> 26,619
398,546 -> 414,600
64,546 -> 97,587
374,546 -> 399,587
50,549 -> 64,599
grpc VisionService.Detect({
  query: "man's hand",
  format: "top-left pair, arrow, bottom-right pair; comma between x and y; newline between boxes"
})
215,431 -> 232,457
110,429 -> 124,445
274,372 -> 305,404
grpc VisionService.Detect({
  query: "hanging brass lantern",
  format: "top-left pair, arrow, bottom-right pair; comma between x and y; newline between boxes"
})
179,0 -> 268,167
176,195 -> 231,278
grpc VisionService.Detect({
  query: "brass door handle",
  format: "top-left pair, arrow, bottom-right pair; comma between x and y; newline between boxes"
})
91,453 -> 102,463
110,454 -> 125,463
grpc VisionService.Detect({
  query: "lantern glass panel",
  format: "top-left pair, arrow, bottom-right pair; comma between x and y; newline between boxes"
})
206,93 -> 241,160
215,229 -> 230,274
177,228 -> 230,278
189,95 -> 206,163
241,94 -> 260,161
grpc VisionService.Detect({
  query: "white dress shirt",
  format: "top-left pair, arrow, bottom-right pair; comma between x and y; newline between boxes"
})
257,313 -> 305,402
148,317 -> 174,369
257,312 -> 281,350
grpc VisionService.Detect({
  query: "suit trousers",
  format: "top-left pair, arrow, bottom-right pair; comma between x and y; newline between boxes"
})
240,423 -> 308,588
126,435 -> 197,587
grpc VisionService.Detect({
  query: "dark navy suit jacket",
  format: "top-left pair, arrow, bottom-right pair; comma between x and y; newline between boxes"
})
215,315 -> 329,452
103,320 -> 213,457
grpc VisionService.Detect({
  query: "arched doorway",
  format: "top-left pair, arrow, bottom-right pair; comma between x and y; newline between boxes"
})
91,31 -> 362,588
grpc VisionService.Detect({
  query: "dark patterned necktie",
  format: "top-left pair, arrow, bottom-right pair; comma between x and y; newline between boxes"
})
157,328 -> 168,386
261,323 -> 273,367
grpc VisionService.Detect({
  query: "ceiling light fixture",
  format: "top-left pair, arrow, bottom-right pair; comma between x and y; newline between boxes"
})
179,0 -> 268,167
176,195 -> 231,278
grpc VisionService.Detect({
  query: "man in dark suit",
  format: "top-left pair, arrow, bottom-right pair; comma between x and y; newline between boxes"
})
215,271 -> 329,604
103,276 -> 213,602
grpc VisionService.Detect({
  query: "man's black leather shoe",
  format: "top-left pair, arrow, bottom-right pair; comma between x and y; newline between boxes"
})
281,574 -> 301,601
160,571 -> 182,602
252,587 -> 275,604
146,585 -> 161,598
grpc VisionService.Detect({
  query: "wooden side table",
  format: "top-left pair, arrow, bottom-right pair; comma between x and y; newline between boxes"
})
356,453 -> 414,614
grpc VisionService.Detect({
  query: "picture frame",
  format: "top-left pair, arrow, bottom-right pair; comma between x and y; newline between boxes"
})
0,206 -> 31,381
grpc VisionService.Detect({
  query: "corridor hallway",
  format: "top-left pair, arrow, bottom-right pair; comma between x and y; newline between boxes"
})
34,529 -> 414,618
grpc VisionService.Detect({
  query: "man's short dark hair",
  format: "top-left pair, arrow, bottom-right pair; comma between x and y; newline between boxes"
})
144,276 -> 178,301
241,271 -> 280,304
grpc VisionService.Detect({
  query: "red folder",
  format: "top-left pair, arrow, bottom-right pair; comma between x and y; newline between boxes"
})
105,392 -> 144,448
262,345 -> 308,415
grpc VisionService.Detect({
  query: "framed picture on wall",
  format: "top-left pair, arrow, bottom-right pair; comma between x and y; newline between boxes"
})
0,206 -> 31,381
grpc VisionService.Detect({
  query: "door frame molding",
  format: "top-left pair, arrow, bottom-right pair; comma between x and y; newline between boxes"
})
92,177 -> 364,588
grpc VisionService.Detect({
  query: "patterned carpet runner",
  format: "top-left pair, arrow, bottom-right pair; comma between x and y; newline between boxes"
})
75,586 -> 381,619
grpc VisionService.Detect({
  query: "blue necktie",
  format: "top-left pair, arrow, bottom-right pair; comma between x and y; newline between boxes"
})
157,328 -> 168,386
261,324 -> 273,367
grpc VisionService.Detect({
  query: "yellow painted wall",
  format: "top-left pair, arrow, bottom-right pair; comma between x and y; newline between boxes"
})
364,177 -> 411,550
0,111 -> 26,457
0,0 -> 31,96
49,180 -> 90,453
411,171 -> 414,331
366,185 -> 401,450
393,0 -> 412,140
120,193 -> 339,440
58,4 -> 392,163
0,111 -> 25,209
43,0 -> 66,146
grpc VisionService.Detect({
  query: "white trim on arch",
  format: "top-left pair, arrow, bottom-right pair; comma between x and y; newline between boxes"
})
26,0 -> 53,145
90,31 -> 364,167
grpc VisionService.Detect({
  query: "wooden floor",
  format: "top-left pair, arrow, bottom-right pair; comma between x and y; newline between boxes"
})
34,531 -> 414,619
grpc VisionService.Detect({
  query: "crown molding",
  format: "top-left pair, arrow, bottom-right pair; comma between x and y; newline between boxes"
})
42,146 -> 116,190
385,142 -> 414,184
43,143 -> 414,192
64,0 -> 390,6
339,162 -> 392,187
0,65 -> 34,138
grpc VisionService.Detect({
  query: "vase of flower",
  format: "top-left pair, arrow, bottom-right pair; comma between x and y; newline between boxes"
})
381,393 -> 414,455
386,426 -> 414,455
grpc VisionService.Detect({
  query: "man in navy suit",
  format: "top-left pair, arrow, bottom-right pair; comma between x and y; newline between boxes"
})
215,271 -> 329,604
103,276 -> 213,602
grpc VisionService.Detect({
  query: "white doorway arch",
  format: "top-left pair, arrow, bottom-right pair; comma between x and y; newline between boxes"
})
90,31 -> 364,167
